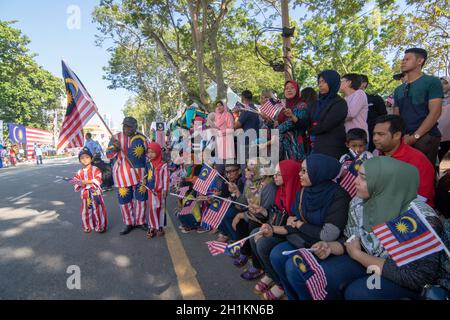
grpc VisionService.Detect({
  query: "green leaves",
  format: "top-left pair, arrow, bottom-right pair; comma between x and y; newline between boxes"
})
0,21 -> 64,133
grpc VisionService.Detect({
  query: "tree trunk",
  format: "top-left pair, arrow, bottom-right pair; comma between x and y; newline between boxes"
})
188,1 -> 209,106
209,33 -> 227,102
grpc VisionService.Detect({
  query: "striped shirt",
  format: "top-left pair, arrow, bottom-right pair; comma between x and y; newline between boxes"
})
74,166 -> 103,199
106,132 -> 148,187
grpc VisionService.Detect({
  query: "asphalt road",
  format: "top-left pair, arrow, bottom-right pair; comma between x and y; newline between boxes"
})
0,158 -> 257,300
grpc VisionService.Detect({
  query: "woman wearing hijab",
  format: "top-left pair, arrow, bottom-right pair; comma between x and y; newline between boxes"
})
268,154 -> 351,300
214,100 -> 235,172
248,160 -> 301,299
284,157 -> 444,300
305,70 -> 348,159
145,142 -> 170,238
277,80 -> 310,161
232,158 -> 278,274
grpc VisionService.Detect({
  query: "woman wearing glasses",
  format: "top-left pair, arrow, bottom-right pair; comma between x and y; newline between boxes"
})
248,160 -> 301,300
283,157 -> 444,300
268,153 -> 351,300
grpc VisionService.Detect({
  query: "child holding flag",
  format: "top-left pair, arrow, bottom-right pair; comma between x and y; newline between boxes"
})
73,148 -> 108,233
144,142 -> 169,239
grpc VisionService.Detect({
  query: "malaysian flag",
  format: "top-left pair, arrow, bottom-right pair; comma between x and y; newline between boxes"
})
291,248 -> 327,300
372,208 -> 446,267
193,164 -> 218,195
340,156 -> 361,198
179,198 -> 197,216
26,127 -> 54,160
201,198 -> 231,230
206,240 -> 244,257
259,98 -> 282,119
206,241 -> 228,256
63,177 -> 83,187
57,61 -> 97,151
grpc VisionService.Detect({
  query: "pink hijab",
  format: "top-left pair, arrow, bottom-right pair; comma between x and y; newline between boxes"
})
214,101 -> 234,133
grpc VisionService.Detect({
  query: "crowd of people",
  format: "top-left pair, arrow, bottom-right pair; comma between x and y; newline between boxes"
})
70,47 -> 450,300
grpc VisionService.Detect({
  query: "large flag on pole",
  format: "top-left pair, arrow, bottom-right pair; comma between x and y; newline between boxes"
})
57,60 -> 97,150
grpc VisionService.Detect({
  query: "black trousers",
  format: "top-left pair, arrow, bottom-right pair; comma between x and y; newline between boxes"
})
235,219 -> 263,268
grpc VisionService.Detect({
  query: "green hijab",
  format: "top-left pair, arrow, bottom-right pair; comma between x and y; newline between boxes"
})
362,157 -> 419,230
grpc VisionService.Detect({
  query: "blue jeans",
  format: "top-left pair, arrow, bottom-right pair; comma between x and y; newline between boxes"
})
270,241 -> 298,298
249,228 -> 286,286
178,214 -> 199,228
344,277 -> 419,300
218,207 -> 238,240
285,254 -> 419,300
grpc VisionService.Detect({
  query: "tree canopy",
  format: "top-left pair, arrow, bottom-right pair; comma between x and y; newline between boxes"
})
0,21 -> 64,136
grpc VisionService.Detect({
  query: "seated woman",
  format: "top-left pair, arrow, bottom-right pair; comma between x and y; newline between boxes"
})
231,158 -> 278,273
267,154 -> 351,300
215,164 -> 245,242
248,160 -> 301,300
283,157 -> 445,300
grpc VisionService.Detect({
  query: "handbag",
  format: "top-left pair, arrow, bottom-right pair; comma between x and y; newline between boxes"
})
269,203 -> 289,227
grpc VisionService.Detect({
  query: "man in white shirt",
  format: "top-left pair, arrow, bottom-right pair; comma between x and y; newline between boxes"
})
35,144 -> 43,165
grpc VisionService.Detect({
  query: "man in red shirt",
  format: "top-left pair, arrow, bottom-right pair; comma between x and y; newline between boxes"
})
373,115 -> 435,207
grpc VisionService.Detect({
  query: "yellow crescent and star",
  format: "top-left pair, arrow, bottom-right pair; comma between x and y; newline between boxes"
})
395,215 -> 418,234
212,200 -> 220,208
293,255 -> 308,273
13,126 -> 24,142
65,78 -> 79,104
201,169 -> 208,177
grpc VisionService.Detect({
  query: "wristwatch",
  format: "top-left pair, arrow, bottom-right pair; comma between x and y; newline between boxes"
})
413,133 -> 421,140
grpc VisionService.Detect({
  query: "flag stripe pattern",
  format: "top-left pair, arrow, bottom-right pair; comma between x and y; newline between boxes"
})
372,209 -> 445,266
202,198 -> 231,230
179,199 -> 196,216
57,61 -> 97,151
25,127 -> 54,159
340,170 -> 357,198
193,164 -> 218,195
259,99 -> 282,119
292,248 -> 328,300
206,241 -> 228,256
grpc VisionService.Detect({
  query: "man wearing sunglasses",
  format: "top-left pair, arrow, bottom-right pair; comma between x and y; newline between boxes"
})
393,48 -> 443,166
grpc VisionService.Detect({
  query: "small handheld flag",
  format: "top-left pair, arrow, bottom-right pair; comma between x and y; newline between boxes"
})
201,198 -> 231,230
193,164 -> 219,195
291,248 -> 328,300
63,177 -> 83,187
179,198 -> 197,216
372,208 -> 447,267
206,241 -> 228,256
259,99 -> 282,119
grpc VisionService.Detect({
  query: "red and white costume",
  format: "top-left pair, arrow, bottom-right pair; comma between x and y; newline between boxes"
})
73,166 -> 108,232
